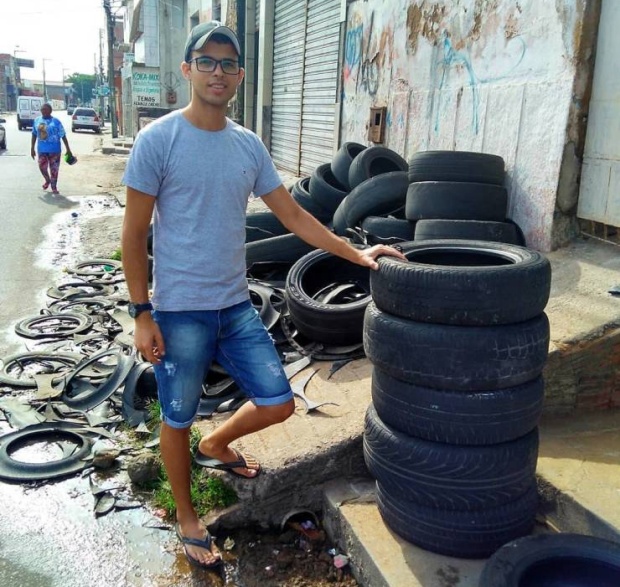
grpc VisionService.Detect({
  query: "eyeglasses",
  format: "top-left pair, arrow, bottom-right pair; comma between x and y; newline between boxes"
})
188,56 -> 240,75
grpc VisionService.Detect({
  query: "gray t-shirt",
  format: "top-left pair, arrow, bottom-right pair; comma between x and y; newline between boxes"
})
122,111 -> 282,311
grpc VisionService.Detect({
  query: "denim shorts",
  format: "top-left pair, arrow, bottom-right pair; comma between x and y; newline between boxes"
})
152,300 -> 293,429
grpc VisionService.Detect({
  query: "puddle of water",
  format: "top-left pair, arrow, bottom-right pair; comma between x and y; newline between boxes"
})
10,438 -> 78,464
0,470 -> 224,587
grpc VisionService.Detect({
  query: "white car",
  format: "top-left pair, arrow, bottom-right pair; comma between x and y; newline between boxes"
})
0,118 -> 6,150
71,108 -> 102,133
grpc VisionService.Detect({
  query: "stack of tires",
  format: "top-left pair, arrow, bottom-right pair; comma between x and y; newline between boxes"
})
362,239 -> 552,558
406,151 -> 525,246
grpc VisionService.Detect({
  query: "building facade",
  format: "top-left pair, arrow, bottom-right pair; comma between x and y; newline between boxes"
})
117,0 -> 616,253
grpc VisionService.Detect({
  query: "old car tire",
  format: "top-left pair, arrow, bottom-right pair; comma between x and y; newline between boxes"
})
377,482 -> 538,559
348,146 -> 408,190
332,172 -> 409,236
291,177 -> 333,223
0,422 -> 93,481
68,258 -> 123,277
364,404 -> 538,508
360,216 -> 416,242
414,219 -> 522,245
479,533 -> 620,587
406,181 -> 508,221
331,142 -> 367,190
62,349 -> 135,411
363,303 -> 550,391
15,312 -> 94,339
246,233 -> 316,269
0,352 -> 83,388
246,211 -> 289,238
407,150 -> 505,185
285,248 -> 371,345
370,240 -> 551,325
371,367 -> 544,445
309,163 -> 348,214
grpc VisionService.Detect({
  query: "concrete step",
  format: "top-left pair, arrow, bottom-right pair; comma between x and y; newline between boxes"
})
101,145 -> 131,155
321,410 -> 620,586
323,479 -> 487,587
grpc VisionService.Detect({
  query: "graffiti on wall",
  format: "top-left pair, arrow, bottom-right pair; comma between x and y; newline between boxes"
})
431,32 -> 526,134
343,13 -> 379,97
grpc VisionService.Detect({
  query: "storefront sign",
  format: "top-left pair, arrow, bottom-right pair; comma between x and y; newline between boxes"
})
132,68 -> 160,107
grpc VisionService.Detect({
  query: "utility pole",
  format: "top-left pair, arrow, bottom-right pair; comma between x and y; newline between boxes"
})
98,30 -> 106,125
42,58 -> 51,102
103,0 -> 118,137
61,66 -> 70,108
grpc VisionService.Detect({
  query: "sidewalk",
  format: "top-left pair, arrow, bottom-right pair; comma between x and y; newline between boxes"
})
101,134 -> 133,156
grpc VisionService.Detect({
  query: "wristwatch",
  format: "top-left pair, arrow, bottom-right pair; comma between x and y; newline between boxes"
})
128,302 -> 153,318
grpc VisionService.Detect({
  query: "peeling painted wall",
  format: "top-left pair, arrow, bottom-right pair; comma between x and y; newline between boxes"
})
342,0 -> 596,251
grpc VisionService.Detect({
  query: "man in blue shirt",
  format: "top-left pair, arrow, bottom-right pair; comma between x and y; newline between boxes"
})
30,103 -> 73,195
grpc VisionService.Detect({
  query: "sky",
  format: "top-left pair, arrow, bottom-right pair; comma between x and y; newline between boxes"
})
0,0 -> 113,82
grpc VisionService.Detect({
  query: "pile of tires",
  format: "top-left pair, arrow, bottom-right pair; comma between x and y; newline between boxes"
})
245,144 -> 411,350
362,239 -> 552,558
406,151 -> 525,246
245,143 -> 410,268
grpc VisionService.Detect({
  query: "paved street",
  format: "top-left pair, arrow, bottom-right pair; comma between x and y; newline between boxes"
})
0,111 -> 102,357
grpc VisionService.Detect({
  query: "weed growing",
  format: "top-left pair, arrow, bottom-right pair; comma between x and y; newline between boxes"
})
147,413 -> 238,517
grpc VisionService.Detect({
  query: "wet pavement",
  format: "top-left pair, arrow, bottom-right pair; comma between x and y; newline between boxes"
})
0,474 -> 178,587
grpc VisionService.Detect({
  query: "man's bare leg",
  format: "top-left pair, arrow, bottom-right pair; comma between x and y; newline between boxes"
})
198,399 -> 295,477
160,423 -> 221,565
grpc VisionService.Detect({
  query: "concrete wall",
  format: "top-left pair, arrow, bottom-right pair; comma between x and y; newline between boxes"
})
341,0 -> 599,252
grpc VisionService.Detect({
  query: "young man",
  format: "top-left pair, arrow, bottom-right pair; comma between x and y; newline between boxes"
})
30,103 -> 73,195
121,21 -> 404,569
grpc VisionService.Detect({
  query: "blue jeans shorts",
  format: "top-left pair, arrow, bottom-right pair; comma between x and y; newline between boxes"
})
152,299 -> 293,429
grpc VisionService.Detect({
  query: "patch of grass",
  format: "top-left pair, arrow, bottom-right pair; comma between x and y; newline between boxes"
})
147,400 -> 161,423
192,471 -> 238,513
109,248 -> 122,261
149,424 -> 238,518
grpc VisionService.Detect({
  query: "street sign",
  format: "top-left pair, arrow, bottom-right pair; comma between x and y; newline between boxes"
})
98,86 -> 110,97
16,58 -> 35,68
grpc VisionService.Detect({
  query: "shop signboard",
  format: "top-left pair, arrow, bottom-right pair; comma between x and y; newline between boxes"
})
132,68 -> 160,107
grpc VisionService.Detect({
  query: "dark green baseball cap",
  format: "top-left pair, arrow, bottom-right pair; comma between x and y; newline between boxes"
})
184,21 -> 241,62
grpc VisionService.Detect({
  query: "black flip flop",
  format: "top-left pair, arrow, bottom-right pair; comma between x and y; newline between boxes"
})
194,447 -> 262,479
175,523 -> 222,570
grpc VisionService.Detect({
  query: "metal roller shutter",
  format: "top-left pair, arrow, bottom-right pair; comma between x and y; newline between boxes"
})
255,0 -> 261,30
299,0 -> 340,175
271,0 -> 305,174
271,0 -> 340,176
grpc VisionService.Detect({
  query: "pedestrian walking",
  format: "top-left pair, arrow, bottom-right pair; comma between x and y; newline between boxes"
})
30,103 -> 73,195
121,20 -> 405,571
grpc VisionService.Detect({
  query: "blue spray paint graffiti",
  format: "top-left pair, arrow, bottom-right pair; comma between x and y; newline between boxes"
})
431,33 -> 526,134
343,13 -> 379,97
344,26 -> 363,76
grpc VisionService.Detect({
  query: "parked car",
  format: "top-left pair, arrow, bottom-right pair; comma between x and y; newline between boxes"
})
72,108 -> 102,133
0,118 -> 6,150
67,104 -> 77,115
17,96 -> 43,130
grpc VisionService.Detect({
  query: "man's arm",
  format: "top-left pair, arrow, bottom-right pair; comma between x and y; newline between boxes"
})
122,187 -> 164,363
30,132 -> 36,159
261,185 -> 405,269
